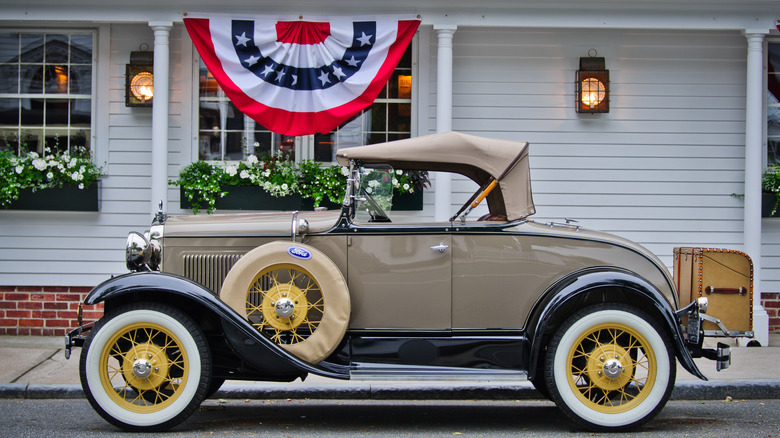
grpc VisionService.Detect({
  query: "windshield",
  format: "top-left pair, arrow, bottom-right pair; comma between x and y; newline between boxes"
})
354,165 -> 394,223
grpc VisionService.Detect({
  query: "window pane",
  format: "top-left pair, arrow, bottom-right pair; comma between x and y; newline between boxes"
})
225,132 -> 244,160
20,128 -> 42,153
769,43 -> 780,164
21,97 -> 44,125
0,64 -> 19,93
0,33 -> 18,64
200,101 -> 222,131
0,98 -> 19,125
70,129 -> 89,150
0,128 -> 19,153
20,64 -> 43,93
225,102 -> 245,130
70,65 -> 91,94
199,132 -> 222,160
388,102 -> 411,132
20,34 -> 43,63
247,131 -> 273,157
46,99 -> 68,125
200,67 -> 220,97
71,99 -> 90,126
45,34 -> 69,63
45,65 -> 69,94
44,128 -> 69,153
69,34 -> 92,63
370,104 -> 387,132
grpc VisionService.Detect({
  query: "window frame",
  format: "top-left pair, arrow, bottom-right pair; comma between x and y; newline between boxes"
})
0,28 -> 97,156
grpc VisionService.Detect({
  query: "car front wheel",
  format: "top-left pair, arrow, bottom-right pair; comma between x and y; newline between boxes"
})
80,303 -> 211,431
544,304 -> 675,431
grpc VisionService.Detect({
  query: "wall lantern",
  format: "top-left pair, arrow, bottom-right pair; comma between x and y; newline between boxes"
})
575,50 -> 609,113
125,47 -> 154,107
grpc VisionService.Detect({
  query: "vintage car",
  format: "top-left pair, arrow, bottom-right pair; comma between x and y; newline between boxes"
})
65,131 -> 752,432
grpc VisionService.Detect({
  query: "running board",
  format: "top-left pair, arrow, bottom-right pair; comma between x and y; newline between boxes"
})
350,363 -> 528,381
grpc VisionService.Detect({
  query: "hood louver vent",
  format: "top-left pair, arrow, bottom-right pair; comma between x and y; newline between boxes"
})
182,253 -> 244,295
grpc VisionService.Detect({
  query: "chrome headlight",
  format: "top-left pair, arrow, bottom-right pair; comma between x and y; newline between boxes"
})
126,224 -> 163,272
126,231 -> 151,271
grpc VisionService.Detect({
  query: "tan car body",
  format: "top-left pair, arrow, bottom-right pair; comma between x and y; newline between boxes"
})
162,210 -> 676,332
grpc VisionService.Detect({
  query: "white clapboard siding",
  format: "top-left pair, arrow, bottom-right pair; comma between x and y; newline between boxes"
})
0,23 -> 188,287
424,26 -> 780,290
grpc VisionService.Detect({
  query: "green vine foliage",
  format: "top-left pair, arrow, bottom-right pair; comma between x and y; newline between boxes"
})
0,145 -> 103,208
763,164 -> 780,215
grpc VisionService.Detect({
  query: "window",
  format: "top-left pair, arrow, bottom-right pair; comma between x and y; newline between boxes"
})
769,43 -> 780,164
0,31 -> 93,154
196,42 -> 414,162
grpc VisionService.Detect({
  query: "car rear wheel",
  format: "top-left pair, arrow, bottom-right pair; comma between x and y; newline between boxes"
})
220,241 -> 350,364
80,303 -> 211,431
544,304 -> 675,431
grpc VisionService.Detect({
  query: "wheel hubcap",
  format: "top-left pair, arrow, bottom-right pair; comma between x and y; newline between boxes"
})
275,297 -> 295,318
132,359 -> 153,379
602,358 -> 624,379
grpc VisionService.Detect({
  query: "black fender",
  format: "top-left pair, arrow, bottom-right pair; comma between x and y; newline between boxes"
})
84,271 -> 349,380
525,268 -> 706,381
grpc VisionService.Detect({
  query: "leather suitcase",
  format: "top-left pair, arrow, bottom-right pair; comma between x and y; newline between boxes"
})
674,247 -> 753,335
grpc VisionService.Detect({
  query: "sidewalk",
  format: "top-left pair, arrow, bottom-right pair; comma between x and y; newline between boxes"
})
1,335 -> 779,401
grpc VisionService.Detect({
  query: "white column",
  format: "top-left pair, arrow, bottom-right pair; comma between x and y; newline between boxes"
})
434,25 -> 456,222
149,22 -> 172,216
744,30 -> 769,346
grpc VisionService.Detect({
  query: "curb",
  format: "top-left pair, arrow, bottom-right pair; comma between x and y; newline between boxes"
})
2,380 -> 779,401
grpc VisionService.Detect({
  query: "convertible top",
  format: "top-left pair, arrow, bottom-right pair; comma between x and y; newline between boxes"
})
335,131 -> 535,220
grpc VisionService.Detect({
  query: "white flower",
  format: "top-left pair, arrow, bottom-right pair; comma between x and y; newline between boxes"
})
246,155 -> 258,164
78,183 -> 84,189
15,165 -> 23,174
365,187 -> 373,194
32,159 -> 47,170
240,170 -> 250,179
341,166 -> 350,176
79,165 -> 86,173
253,141 -> 260,147
403,183 -> 410,191
263,169 -> 271,178
396,169 -> 403,175
368,180 -> 380,188
46,172 -> 53,180
281,183 -> 288,191
72,172 -> 83,181
225,165 -> 237,176
68,158 -> 77,168
28,151 -> 39,158
392,178 -> 399,186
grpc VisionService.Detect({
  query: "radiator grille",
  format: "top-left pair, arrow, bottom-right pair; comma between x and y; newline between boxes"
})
182,253 -> 244,295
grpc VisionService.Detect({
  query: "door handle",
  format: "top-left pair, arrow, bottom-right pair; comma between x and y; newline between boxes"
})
430,243 -> 449,253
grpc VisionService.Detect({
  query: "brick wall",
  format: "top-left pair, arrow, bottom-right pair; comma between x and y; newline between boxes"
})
0,286 -> 103,336
765,292 -> 780,333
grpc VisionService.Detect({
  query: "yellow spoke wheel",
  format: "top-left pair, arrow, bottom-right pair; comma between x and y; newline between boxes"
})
546,304 -> 675,431
568,323 -> 655,413
100,323 -> 186,411
81,303 -> 210,431
246,263 -> 325,344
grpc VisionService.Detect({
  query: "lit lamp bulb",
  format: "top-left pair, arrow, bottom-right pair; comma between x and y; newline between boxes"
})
130,71 -> 154,102
581,78 -> 605,108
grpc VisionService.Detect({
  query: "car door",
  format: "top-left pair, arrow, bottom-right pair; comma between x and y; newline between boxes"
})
347,229 -> 452,330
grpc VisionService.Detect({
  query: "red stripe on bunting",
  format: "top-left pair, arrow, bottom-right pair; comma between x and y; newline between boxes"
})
276,21 -> 331,45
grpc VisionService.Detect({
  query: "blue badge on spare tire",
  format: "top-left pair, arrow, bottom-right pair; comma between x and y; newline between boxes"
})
287,246 -> 312,260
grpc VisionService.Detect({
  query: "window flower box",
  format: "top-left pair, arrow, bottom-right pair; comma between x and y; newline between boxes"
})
7,183 -> 99,212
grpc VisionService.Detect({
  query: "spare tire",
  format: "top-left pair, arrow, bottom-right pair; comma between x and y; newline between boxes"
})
220,241 -> 350,364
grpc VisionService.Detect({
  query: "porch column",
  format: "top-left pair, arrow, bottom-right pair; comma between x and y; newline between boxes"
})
149,22 -> 172,216
744,30 -> 769,346
434,25 -> 457,222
